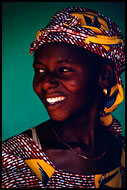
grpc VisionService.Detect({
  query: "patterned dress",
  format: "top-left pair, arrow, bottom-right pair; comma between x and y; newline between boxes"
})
2,117 -> 125,188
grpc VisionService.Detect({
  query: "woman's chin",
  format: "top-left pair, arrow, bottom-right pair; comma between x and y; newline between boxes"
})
49,115 -> 67,122
48,111 -> 70,122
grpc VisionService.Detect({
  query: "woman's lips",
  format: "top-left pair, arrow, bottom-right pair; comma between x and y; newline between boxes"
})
43,95 -> 67,110
46,96 -> 66,104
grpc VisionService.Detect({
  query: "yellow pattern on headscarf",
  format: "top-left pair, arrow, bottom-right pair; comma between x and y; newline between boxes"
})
104,83 -> 124,113
85,35 -> 124,51
71,12 -> 124,51
36,30 -> 42,38
71,12 -> 109,32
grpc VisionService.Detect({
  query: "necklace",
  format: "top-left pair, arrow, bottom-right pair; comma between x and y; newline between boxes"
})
51,126 -> 107,161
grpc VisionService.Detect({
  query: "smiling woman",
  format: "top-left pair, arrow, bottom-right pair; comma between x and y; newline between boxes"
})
2,5 -> 125,188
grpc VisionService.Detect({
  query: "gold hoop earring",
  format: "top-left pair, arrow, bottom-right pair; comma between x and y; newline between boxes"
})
103,88 -> 108,95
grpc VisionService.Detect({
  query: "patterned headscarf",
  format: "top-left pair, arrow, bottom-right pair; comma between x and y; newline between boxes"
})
30,7 -> 125,123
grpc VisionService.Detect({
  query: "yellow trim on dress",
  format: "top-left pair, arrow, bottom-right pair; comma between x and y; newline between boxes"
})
95,167 -> 122,188
121,148 -> 125,167
25,159 -> 55,182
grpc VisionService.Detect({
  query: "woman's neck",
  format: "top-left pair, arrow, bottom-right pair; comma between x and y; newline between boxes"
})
51,104 -> 101,153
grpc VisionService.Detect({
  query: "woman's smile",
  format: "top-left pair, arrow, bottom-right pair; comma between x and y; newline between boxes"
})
45,96 -> 67,111
44,93 -> 67,108
46,96 -> 66,104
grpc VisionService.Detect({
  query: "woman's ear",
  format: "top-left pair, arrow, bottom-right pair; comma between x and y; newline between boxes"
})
98,63 -> 116,89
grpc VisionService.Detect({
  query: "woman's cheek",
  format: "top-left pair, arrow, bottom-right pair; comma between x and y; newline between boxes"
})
62,77 -> 79,89
33,78 -> 40,95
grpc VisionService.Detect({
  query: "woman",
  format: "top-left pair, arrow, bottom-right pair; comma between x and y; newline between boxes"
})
2,7 -> 125,188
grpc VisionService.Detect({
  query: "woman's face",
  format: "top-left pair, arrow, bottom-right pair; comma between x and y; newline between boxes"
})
33,43 -> 100,121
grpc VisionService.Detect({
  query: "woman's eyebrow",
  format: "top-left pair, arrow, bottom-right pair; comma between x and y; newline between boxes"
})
32,59 -> 74,67
33,61 -> 45,67
56,59 -> 74,65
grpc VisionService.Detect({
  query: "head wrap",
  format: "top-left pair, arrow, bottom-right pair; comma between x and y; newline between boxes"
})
30,7 -> 125,124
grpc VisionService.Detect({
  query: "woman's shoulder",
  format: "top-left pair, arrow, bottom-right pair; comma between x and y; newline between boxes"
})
2,120 -> 51,162
2,120 -> 51,150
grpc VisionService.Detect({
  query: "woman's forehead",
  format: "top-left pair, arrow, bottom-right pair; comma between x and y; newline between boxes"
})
34,42 -> 97,60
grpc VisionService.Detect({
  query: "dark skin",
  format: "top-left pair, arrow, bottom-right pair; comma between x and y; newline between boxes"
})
24,42 -> 122,174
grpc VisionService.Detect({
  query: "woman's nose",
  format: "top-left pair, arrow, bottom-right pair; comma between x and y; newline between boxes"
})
42,75 -> 59,91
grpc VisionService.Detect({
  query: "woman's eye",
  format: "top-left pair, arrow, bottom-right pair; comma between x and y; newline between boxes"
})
34,68 -> 45,74
59,67 -> 74,73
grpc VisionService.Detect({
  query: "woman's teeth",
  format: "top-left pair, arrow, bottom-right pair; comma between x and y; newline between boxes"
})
46,97 -> 66,104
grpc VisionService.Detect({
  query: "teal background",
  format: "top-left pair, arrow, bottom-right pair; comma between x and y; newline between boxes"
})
2,2 -> 125,141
